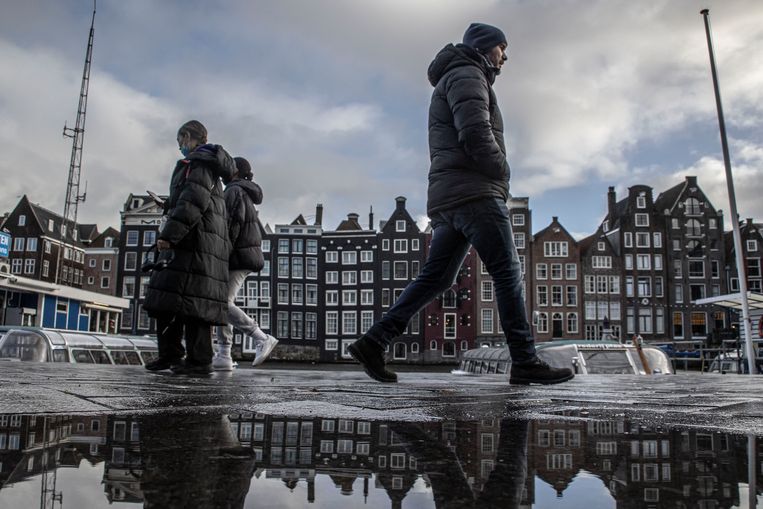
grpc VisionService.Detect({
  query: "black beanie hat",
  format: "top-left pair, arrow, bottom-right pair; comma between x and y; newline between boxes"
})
462,22 -> 507,53
233,157 -> 253,180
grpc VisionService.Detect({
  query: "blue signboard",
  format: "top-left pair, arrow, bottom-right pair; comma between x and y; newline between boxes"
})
0,231 -> 10,258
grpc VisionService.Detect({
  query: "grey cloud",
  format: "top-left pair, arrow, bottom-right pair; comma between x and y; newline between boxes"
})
1,0 -> 762,236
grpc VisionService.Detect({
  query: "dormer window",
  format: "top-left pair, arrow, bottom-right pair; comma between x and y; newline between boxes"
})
48,219 -> 54,231
104,237 -> 113,248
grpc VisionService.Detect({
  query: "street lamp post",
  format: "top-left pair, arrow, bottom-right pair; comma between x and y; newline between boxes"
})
700,9 -> 756,375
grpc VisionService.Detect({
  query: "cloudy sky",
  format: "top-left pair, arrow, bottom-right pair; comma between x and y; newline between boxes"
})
1,0 -> 761,238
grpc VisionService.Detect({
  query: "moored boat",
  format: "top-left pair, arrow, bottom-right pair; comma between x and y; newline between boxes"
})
453,339 -> 674,376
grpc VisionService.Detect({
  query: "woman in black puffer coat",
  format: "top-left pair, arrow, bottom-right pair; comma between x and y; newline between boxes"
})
143,120 -> 234,374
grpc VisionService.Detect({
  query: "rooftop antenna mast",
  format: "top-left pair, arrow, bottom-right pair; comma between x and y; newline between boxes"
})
56,1 -> 95,284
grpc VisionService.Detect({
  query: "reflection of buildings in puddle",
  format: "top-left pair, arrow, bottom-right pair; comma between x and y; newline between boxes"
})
0,415 -> 72,509
529,410 -> 750,507
0,412 -> 760,508
102,415 -> 143,504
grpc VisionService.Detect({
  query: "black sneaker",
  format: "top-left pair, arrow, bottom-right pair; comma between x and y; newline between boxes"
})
170,362 -> 213,376
510,356 -> 575,385
348,336 -> 398,383
144,357 -> 182,372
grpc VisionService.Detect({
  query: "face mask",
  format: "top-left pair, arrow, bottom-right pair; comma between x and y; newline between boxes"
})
179,146 -> 191,157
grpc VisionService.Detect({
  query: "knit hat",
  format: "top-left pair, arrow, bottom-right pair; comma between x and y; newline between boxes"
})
233,157 -> 253,180
462,23 -> 507,53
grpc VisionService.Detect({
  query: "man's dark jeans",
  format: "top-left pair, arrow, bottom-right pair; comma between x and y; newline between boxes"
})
365,197 -> 536,363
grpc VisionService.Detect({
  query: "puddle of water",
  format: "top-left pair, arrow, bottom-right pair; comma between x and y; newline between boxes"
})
0,412 -> 760,508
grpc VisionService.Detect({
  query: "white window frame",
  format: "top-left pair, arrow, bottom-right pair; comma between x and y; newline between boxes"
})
341,251 -> 357,265
543,241 -> 568,257
481,281 -> 494,301
342,311 -> 357,335
125,230 -> 139,247
481,308 -> 494,333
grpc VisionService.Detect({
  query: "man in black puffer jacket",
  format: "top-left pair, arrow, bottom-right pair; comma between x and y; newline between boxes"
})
143,120 -> 234,375
350,23 -> 574,386
212,157 -> 279,371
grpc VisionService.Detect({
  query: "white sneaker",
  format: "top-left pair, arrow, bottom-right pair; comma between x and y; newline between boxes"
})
252,335 -> 279,367
213,345 -> 235,371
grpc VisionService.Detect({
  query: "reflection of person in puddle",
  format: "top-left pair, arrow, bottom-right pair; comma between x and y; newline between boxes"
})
393,418 -> 528,509
138,413 -> 256,508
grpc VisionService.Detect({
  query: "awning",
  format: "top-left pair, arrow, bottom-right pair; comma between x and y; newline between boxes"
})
694,292 -> 763,311
83,303 -> 124,313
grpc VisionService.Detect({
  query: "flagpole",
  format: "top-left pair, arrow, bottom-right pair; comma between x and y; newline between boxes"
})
700,8 -> 756,375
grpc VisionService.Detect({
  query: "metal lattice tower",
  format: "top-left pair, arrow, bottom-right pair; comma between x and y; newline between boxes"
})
39,417 -> 63,509
56,2 -> 95,284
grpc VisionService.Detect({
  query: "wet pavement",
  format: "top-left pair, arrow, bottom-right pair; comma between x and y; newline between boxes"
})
0,363 -> 761,507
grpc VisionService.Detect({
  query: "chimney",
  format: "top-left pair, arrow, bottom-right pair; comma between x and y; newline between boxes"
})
607,186 -> 616,220
552,216 -> 558,223
369,206 -> 374,230
348,213 -> 360,228
395,196 -> 406,211
686,175 -> 697,186
314,204 -> 323,226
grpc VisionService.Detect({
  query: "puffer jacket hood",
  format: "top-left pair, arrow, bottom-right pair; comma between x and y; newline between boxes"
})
224,178 -> 264,272
226,179 -> 263,205
428,43 -> 498,87
425,43 -> 509,216
187,144 -> 236,182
